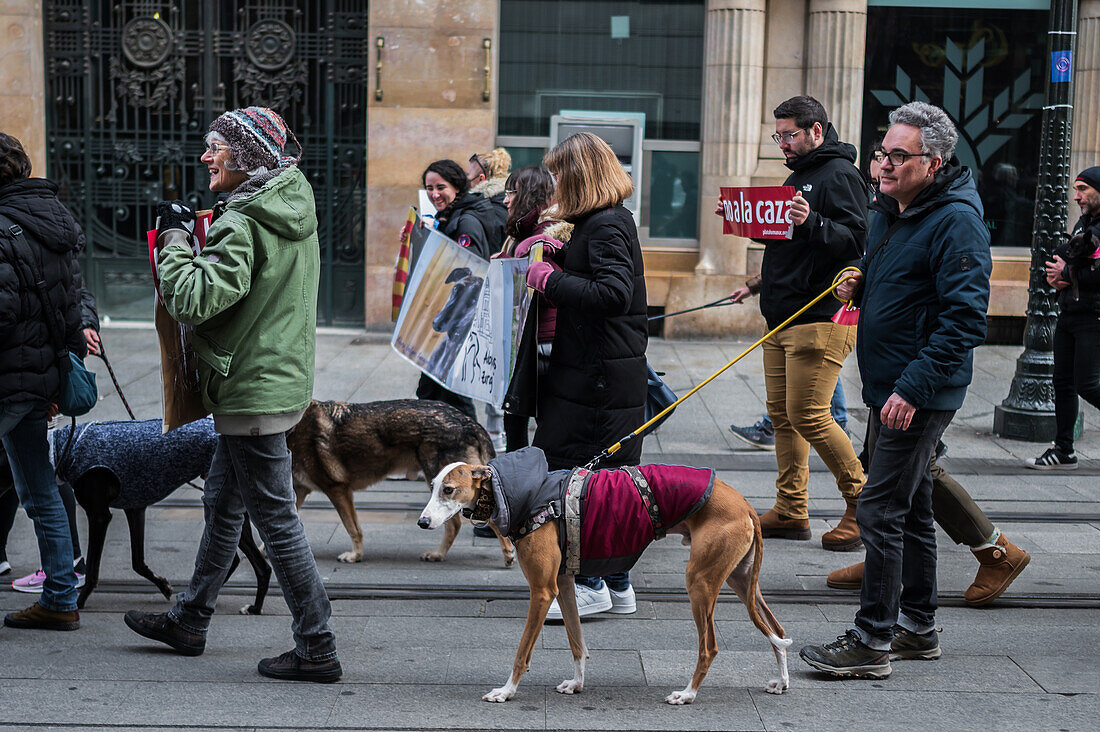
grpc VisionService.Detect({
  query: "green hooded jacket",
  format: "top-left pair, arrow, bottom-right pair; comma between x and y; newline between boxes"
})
157,166 -> 320,416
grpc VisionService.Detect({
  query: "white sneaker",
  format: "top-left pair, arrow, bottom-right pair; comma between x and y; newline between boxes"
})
490,433 -> 506,454
607,584 -> 637,614
545,580 -> 612,621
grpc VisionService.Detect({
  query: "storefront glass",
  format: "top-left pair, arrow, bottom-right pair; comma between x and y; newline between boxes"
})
862,3 -> 1048,247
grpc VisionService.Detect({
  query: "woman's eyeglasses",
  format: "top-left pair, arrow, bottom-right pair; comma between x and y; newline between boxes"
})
469,154 -> 489,180
205,143 -> 230,156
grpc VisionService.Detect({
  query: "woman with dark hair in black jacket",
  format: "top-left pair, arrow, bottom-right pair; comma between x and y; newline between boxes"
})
0,132 -> 85,630
415,160 -> 505,420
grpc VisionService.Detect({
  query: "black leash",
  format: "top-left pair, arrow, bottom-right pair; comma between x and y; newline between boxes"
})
94,339 -> 136,420
647,295 -> 737,321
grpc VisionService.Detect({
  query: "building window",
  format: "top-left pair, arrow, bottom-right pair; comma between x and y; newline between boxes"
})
862,4 -> 1048,248
498,0 -> 705,244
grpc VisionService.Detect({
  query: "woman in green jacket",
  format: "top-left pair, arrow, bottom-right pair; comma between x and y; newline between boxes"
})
124,107 -> 340,683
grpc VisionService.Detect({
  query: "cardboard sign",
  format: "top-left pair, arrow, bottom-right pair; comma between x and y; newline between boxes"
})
719,186 -> 796,239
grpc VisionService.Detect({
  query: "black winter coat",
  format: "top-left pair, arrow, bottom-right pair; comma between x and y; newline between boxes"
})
437,192 -> 504,261
532,204 -> 647,469
0,178 -> 86,405
760,124 -> 868,329
1054,212 -> 1100,317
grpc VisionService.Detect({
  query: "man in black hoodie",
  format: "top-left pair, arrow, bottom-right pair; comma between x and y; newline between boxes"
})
0,132 -> 85,631
727,96 -> 867,551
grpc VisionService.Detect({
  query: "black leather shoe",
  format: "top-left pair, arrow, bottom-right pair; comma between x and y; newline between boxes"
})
258,649 -> 342,683
124,610 -> 205,656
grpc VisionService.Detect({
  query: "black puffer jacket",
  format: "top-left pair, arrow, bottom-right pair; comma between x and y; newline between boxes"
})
1054,212 -> 1100,317
437,192 -> 504,261
759,124 -> 868,329
533,204 -> 647,469
0,178 -> 86,405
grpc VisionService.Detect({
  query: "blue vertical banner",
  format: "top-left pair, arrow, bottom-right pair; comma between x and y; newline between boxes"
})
1051,51 -> 1073,83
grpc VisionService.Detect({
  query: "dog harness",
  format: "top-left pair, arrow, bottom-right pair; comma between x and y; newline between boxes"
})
49,418 -> 217,509
487,448 -> 714,577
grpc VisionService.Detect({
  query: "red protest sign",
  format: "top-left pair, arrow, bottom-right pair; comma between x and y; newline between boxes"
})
719,186 -> 796,239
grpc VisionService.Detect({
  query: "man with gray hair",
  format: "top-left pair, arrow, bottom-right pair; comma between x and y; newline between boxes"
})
799,101 -> 992,678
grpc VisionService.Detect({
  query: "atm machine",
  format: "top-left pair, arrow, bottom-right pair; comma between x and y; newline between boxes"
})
549,111 -> 645,221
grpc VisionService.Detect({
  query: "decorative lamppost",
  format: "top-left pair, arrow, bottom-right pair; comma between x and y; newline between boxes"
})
994,0 -> 1078,441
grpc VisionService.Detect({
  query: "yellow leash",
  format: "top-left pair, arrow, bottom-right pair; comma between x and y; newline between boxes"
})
586,266 -> 862,468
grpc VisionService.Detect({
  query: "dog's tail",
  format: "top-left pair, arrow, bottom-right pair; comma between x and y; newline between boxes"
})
743,512 -> 786,641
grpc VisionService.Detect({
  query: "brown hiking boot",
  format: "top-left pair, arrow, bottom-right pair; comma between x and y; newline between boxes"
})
965,535 -> 1031,607
4,603 -> 80,631
759,508 -> 811,540
827,562 -> 864,590
821,499 -> 863,551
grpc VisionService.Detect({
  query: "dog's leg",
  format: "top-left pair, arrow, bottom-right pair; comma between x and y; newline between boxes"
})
236,522 -> 271,615
483,527 -> 560,702
421,512 -> 460,562
553,573 -> 588,695
76,507 -> 110,609
125,508 -> 173,600
488,521 -> 516,567
325,488 -> 364,563
724,510 -> 790,695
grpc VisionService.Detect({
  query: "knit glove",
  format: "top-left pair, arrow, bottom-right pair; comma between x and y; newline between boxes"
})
525,261 -> 554,292
156,200 -> 196,246
514,236 -> 565,259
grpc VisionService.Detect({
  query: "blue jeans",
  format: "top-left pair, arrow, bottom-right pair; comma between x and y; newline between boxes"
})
575,572 -> 630,592
169,432 -> 337,661
762,376 -> 847,430
853,407 -> 955,650
0,401 -> 78,612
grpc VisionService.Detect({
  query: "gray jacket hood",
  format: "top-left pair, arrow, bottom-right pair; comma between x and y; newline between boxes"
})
487,447 -> 568,537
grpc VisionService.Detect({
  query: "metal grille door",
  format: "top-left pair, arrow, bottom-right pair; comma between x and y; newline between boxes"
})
44,0 -> 368,325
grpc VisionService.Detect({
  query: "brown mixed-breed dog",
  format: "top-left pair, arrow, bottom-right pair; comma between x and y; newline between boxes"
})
418,458 -> 791,705
287,399 -> 514,565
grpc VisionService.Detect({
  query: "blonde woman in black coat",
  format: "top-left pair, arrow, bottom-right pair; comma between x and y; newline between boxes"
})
528,132 -> 647,619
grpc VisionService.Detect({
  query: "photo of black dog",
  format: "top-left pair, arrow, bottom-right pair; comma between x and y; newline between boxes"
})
0,417 -> 270,611
425,267 -> 484,376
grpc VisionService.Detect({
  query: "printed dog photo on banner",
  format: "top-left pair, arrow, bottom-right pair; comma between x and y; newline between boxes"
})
392,228 -> 531,408
393,228 -> 487,382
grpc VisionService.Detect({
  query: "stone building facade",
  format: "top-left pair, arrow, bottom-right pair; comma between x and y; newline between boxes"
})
2,0 -> 1098,336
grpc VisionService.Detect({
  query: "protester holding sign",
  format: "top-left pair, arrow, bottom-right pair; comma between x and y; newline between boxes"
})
415,160 -> 505,421
533,132 -> 647,619
723,96 -> 868,552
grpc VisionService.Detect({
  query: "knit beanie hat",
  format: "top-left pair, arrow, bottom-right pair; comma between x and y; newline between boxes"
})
1076,166 -> 1100,192
208,107 -> 302,172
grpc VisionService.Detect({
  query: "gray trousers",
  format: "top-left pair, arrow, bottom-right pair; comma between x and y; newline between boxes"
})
170,432 -> 337,661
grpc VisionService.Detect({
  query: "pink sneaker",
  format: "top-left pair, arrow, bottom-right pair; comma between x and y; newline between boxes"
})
12,569 -> 45,593
11,570 -> 84,593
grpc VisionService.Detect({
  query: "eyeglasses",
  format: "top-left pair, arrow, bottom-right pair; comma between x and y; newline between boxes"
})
771,129 -> 806,145
205,143 -> 230,156
503,189 -> 517,197
874,148 -> 931,166
469,154 -> 489,180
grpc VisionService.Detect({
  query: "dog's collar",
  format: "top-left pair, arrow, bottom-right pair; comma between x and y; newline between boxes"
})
461,471 -> 494,525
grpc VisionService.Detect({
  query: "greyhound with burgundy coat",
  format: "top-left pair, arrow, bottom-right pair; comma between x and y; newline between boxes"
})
418,447 -> 791,705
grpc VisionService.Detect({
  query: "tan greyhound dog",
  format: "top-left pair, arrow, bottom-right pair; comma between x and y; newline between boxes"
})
417,450 -> 791,705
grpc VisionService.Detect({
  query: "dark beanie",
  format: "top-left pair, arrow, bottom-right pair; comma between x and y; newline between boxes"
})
209,107 -> 301,171
1076,166 -> 1100,191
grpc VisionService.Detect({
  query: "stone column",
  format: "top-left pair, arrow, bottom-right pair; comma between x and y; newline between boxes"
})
1071,0 -> 1100,198
0,0 -> 46,175
805,0 -> 868,150
364,0 -> 497,330
695,0 -> 766,277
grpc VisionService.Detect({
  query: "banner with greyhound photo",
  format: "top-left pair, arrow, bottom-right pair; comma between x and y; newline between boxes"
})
391,227 -> 531,407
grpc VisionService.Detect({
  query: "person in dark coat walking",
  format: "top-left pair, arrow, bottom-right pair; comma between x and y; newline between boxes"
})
0,132 -> 85,631
1024,166 -> 1100,470
800,102 -> 992,678
528,132 -> 647,619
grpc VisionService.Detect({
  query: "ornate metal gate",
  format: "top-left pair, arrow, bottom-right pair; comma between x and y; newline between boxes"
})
44,0 -> 368,325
